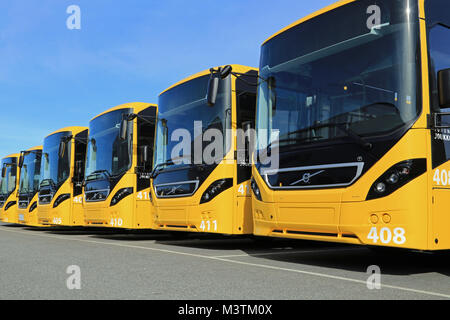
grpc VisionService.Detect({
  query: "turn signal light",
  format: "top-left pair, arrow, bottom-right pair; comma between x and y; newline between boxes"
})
251,178 -> 262,201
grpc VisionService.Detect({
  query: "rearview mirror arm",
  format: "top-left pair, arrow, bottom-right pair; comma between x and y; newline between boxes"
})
230,71 -> 267,87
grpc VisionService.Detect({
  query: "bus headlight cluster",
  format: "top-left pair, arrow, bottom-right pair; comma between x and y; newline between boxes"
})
367,159 -> 426,200
200,179 -> 233,204
5,201 -> 16,211
110,188 -> 133,206
251,178 -> 262,201
29,201 -> 37,213
53,194 -> 71,208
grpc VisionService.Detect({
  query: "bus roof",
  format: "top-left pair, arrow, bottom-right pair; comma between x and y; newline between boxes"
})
160,64 -> 258,96
91,102 -> 158,122
45,126 -> 88,139
26,146 -> 43,151
2,153 -> 20,160
263,0 -> 356,45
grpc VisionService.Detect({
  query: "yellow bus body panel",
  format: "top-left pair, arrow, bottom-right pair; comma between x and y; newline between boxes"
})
0,153 -> 21,224
152,65 -> 257,235
252,0 -> 450,250
37,126 -> 88,227
83,102 -> 157,229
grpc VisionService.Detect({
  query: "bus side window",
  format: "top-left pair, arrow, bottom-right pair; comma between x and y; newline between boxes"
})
236,70 -> 258,184
73,130 -> 88,196
137,107 -> 156,192
427,3 -> 450,168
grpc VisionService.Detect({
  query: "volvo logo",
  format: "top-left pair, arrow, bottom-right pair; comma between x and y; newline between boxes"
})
290,170 -> 325,186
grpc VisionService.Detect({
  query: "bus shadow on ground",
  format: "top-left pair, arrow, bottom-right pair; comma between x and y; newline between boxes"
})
44,228 -> 168,238
86,230 -> 346,253
240,244 -> 450,277
89,231 -> 230,243
0,223 -> 29,228
155,236 -> 350,252
88,230 -> 172,241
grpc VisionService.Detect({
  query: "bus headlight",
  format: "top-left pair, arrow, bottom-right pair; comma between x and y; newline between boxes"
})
386,173 -> 400,184
251,178 -> 262,201
53,194 -> 71,208
375,182 -> 386,194
110,188 -> 133,206
200,179 -> 233,204
367,159 -> 426,200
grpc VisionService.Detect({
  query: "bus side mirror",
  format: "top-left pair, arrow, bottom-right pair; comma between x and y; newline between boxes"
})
268,76 -> 277,116
242,121 -> 253,132
139,145 -> 150,165
1,166 -> 6,178
91,138 -> 97,153
76,160 -> 83,176
120,119 -> 128,140
207,66 -> 233,107
220,65 -> 232,79
18,154 -> 24,168
207,73 -> 220,107
59,141 -> 66,158
242,121 -> 253,164
438,68 -> 450,109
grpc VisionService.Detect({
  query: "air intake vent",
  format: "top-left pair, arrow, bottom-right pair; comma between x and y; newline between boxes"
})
285,230 -> 338,238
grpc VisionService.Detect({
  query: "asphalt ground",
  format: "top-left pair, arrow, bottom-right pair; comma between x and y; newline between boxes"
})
1,222 -> 450,300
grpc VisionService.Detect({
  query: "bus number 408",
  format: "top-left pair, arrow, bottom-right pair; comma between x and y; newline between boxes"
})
367,227 -> 406,245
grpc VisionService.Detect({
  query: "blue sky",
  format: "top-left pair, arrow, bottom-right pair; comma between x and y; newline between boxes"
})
0,0 -> 335,157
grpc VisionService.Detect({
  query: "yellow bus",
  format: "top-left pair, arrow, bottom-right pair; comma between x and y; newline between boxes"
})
17,146 -> 45,227
251,0 -> 450,250
151,65 -> 258,235
37,127 -> 88,227
0,153 -> 20,224
83,103 -> 157,229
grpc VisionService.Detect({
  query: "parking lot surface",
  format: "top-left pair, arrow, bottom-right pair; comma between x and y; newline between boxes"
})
1,222 -> 449,300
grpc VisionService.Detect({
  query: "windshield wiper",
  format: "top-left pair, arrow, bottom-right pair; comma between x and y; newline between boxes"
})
335,123 -> 373,150
287,122 -> 372,150
40,179 -> 56,189
264,122 -> 373,156
85,170 -> 111,181
150,160 -> 175,179
150,155 -> 196,179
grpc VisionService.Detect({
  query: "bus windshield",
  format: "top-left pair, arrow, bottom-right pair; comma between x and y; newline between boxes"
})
85,108 -> 133,180
256,0 -> 420,153
40,131 -> 71,188
0,157 -> 17,198
19,151 -> 41,196
154,75 -> 231,170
